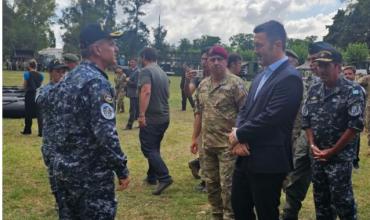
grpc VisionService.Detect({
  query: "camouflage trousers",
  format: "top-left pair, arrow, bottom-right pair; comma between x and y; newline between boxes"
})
198,136 -> 205,181
203,147 -> 236,220
312,160 -> 357,220
282,132 -> 312,219
55,172 -> 117,220
41,145 -> 58,205
115,91 -> 125,113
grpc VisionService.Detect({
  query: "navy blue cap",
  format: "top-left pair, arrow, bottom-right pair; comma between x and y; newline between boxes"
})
314,48 -> 343,64
80,23 -> 123,49
308,41 -> 336,55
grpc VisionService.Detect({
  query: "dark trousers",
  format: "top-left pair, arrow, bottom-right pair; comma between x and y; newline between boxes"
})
231,167 -> 286,220
126,97 -> 138,128
139,122 -> 171,183
312,160 -> 356,220
24,92 -> 42,134
56,173 -> 117,220
181,89 -> 194,110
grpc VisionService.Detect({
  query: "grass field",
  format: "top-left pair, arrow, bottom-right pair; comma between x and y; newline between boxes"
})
3,70 -> 370,219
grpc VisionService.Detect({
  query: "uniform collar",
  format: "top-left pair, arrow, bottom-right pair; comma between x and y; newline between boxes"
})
318,76 -> 344,100
81,60 -> 109,79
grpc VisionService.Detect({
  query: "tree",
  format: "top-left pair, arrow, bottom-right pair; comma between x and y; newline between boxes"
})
238,50 -> 256,62
229,33 -> 254,51
59,0 -> 118,53
287,38 -> 310,65
343,43 -> 369,67
192,35 -> 221,50
325,0 -> 370,48
116,0 -> 151,58
176,38 -> 199,66
3,0 -> 56,57
152,15 -> 169,61
178,38 -> 192,53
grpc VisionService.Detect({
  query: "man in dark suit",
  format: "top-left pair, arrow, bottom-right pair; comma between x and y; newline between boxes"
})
228,20 -> 303,220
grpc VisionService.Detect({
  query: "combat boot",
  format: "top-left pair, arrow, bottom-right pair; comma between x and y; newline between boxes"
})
188,158 -> 200,179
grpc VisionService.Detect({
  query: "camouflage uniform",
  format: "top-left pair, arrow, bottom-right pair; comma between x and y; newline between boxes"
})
302,76 -> 364,220
282,77 -> 316,219
114,73 -> 127,113
36,83 -> 59,203
49,60 -> 129,219
194,73 -> 247,220
357,75 -> 370,146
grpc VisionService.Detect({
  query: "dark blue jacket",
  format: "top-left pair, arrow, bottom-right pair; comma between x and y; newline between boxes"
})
236,61 -> 303,173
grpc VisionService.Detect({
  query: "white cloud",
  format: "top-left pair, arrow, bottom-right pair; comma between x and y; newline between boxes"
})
285,12 -> 336,40
53,0 -> 344,48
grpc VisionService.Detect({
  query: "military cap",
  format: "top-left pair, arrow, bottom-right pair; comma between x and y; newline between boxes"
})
314,48 -> 343,64
80,23 -> 123,49
208,45 -> 228,59
308,41 -> 336,55
63,53 -> 79,62
285,49 -> 299,59
47,58 -> 68,70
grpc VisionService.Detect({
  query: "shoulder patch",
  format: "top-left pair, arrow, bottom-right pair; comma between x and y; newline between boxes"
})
100,103 -> 115,120
348,104 -> 362,117
352,89 -> 360,95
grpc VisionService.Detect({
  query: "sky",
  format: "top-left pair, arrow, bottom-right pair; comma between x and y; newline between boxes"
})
53,0 -> 345,48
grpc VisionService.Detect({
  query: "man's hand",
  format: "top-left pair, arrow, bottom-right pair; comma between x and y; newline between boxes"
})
228,128 -> 239,147
117,177 -> 130,191
311,145 -> 334,161
232,143 -> 250,156
185,70 -> 197,80
190,140 -> 198,154
138,115 -> 146,128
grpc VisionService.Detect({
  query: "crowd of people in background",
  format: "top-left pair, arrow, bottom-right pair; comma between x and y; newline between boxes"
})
13,19 -> 370,220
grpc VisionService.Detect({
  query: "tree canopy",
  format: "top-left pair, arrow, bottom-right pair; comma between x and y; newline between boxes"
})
325,0 -> 370,48
3,0 -> 56,58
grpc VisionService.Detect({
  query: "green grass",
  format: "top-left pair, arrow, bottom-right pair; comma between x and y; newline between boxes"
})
3,70 -> 370,219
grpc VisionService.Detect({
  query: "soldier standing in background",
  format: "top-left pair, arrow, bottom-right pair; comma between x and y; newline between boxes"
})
63,53 -> 80,71
125,58 -> 140,130
180,64 -> 195,111
114,66 -> 127,113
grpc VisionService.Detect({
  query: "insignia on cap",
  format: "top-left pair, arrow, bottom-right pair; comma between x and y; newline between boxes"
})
100,103 -> 115,120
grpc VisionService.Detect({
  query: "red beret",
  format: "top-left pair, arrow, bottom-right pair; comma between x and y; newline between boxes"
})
208,45 -> 228,59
